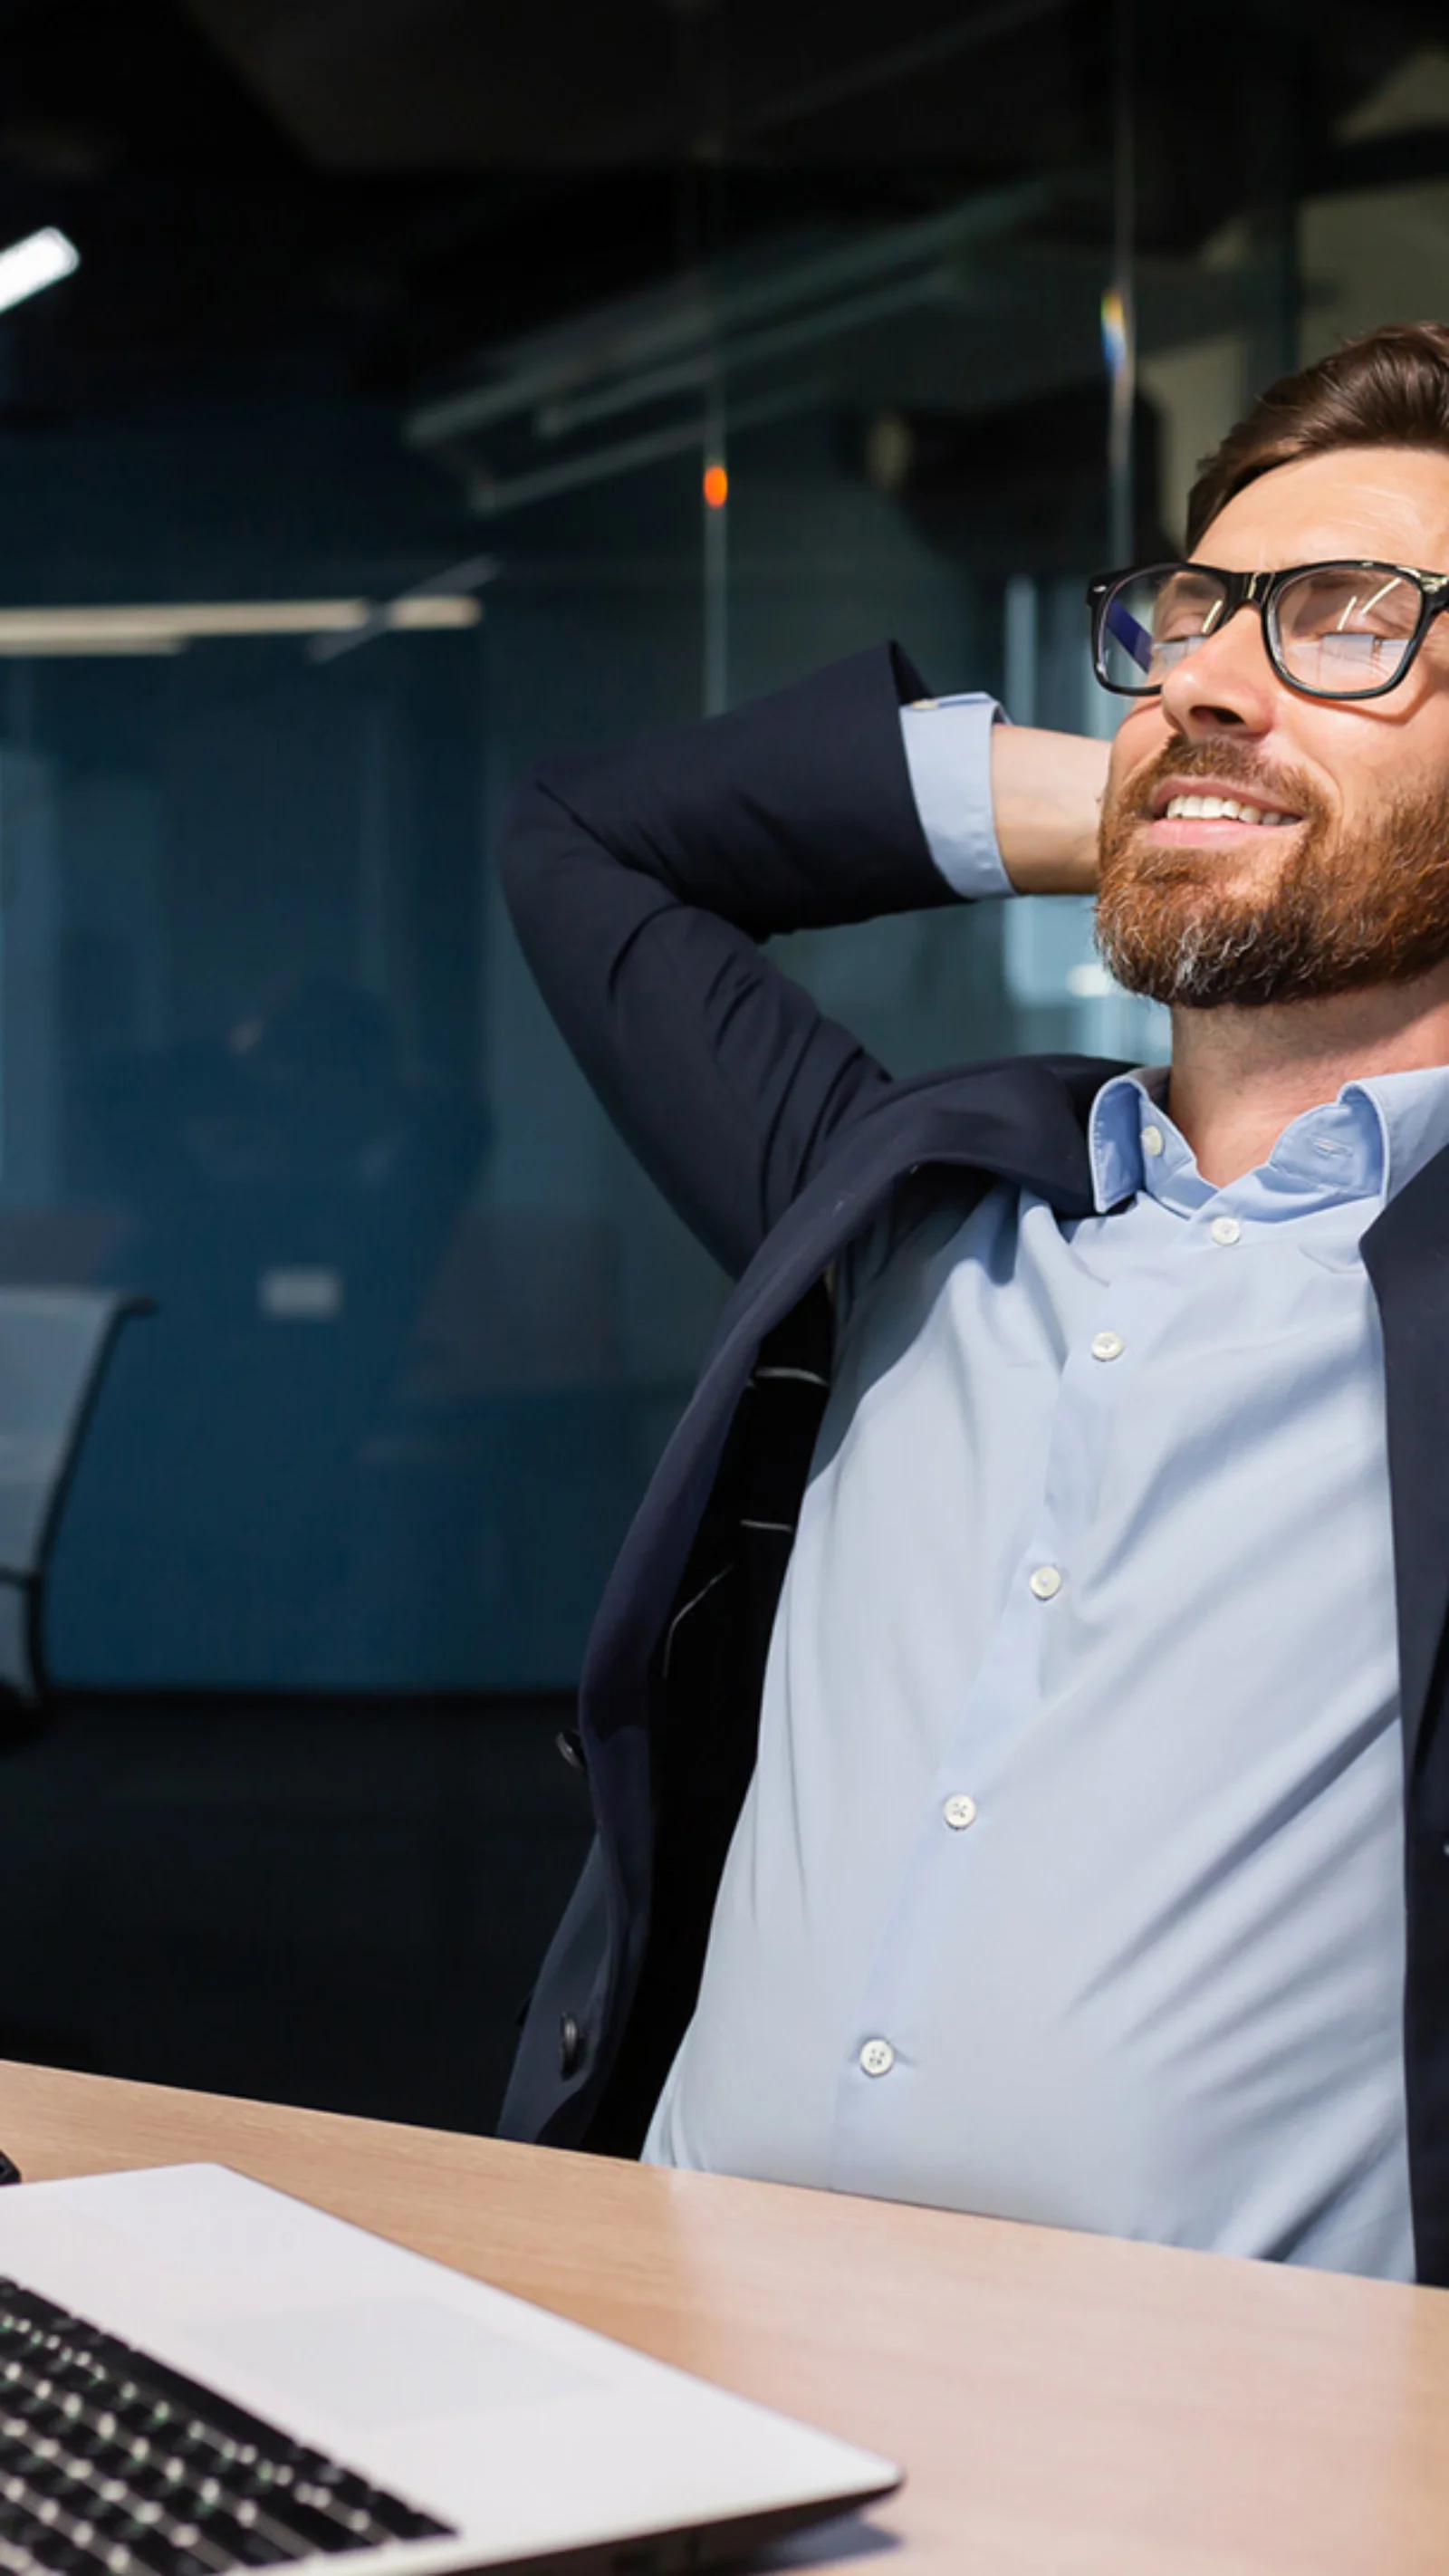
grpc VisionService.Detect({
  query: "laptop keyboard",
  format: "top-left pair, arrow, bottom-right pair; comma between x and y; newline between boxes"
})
0,2280 -> 456,2576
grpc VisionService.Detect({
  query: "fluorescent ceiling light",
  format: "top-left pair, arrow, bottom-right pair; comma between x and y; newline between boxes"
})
0,227 -> 80,320
130,598 -> 481,637
0,596 -> 482,654
0,636 -> 182,658
388,596 -> 481,630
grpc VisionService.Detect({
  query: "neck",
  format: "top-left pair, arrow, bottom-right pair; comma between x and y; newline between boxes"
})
1166,971 -> 1449,1186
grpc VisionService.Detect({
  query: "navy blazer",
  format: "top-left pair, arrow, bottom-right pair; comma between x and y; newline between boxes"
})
496,643 -> 1449,2287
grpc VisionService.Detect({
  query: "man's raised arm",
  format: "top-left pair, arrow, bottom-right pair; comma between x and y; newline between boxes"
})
498,640 -> 1105,1279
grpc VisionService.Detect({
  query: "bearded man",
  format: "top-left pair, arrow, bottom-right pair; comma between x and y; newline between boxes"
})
498,321 -> 1449,2286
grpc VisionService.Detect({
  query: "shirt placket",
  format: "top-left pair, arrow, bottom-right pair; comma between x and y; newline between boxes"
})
827,1233 -> 1186,2200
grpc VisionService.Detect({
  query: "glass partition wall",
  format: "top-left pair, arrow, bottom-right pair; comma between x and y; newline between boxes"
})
1,1 -> 1445,1696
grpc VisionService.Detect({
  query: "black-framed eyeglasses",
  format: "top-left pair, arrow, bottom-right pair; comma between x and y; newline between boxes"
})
1087,559 -> 1449,703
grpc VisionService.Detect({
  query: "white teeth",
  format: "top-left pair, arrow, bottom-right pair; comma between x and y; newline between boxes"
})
1162,793 -> 1293,825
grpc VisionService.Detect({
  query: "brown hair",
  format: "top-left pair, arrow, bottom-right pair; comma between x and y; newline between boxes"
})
1185,321 -> 1449,552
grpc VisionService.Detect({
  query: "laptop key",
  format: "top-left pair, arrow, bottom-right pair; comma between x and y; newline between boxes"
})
0,2285 -> 454,2574
23,2537 -> 100,2576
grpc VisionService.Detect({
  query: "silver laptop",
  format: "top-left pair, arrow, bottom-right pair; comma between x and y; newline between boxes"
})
0,2163 -> 898,2574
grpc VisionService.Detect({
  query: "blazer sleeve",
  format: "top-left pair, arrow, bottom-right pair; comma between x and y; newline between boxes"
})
497,640 -> 962,1280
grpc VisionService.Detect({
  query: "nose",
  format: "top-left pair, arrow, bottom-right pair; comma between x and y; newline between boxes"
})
1157,601 -> 1281,742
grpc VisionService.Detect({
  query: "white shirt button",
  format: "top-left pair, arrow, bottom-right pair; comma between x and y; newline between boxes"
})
1029,1564 -> 1062,1600
943,1793 -> 978,1830
859,2038 -> 896,2077
1209,1215 -> 1242,1245
1090,1329 -> 1125,1361
1141,1123 -> 1165,1158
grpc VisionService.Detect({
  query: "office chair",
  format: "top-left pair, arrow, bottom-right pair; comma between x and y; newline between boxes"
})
0,1287 -> 144,1738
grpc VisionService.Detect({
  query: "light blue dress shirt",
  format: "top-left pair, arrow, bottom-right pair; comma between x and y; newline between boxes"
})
643,701 -> 1449,2282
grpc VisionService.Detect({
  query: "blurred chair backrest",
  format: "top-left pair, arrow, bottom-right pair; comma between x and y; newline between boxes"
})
0,1289 -> 142,1712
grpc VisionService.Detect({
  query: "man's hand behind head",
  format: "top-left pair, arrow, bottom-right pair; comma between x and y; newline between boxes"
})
991,722 -> 1108,897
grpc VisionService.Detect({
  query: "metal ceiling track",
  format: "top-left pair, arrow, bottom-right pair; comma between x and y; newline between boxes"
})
404,175 -> 1066,517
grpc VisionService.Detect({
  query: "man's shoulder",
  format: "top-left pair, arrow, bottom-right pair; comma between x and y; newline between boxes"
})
821,1053 -> 1116,1307
871,1046 -> 1128,1112
822,1046 -> 1128,1180
695,1047 -> 1128,1384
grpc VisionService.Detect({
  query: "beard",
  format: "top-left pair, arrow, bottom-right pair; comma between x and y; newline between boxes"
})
1095,739 -> 1449,1009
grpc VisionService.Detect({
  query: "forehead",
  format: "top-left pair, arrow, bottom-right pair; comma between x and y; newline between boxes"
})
1195,443 -> 1449,572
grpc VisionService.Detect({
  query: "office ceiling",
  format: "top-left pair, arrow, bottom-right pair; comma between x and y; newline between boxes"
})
179,0 -> 1096,173
178,0 -> 1449,174
0,0 -> 1444,427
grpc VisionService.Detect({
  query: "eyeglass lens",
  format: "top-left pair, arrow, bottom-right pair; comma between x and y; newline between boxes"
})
1099,564 -> 1424,697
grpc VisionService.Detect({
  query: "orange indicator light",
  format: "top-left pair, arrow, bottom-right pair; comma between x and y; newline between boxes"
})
703,462 -> 729,509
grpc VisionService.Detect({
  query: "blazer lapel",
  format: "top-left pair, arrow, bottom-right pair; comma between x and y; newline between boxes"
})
1362,1143 -> 1449,1781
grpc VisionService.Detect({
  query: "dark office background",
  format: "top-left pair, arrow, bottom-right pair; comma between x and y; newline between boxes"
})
0,0 -> 1444,2132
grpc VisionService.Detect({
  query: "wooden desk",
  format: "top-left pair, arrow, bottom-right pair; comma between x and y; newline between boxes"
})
2,2061 -> 1446,2575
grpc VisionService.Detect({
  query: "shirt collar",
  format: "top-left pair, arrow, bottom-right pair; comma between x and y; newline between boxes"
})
1088,1068 -> 1172,1212
1087,1062 -> 1449,1216
1343,1065 -> 1449,1200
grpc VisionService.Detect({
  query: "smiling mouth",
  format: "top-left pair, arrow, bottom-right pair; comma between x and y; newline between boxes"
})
1153,792 -> 1300,828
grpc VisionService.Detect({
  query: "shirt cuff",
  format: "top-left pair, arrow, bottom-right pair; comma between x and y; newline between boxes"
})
899,692 -> 1012,900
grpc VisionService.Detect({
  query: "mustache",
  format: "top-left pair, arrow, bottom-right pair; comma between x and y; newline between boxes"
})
1112,739 -> 1324,828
